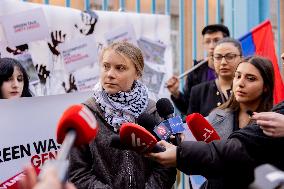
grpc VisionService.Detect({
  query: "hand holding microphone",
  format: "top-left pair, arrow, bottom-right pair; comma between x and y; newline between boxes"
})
40,104 -> 98,182
20,104 -> 97,189
146,140 -> 177,168
19,165 -> 76,189
146,113 -> 220,169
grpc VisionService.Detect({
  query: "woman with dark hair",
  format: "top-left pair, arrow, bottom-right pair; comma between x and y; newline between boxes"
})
187,37 -> 243,116
207,56 -> 275,139
186,55 -> 275,188
147,99 -> 284,188
0,57 -> 32,99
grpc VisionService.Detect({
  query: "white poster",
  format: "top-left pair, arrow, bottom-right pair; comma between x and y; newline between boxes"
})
104,24 -> 138,46
138,37 -> 166,65
14,52 -> 40,85
74,65 -> 100,92
0,1 -> 172,97
0,8 -> 49,46
0,91 -> 92,183
59,35 -> 98,73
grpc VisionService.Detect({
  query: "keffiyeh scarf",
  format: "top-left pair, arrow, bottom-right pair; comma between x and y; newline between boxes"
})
93,80 -> 149,131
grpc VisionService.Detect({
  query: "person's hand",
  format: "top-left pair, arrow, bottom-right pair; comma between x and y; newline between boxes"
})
62,74 -> 78,93
252,112 -> 284,137
19,165 -> 37,189
48,31 -> 66,56
166,76 -> 180,98
146,140 -> 177,168
19,165 -> 76,189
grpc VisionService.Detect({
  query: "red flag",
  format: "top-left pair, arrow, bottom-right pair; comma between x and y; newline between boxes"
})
251,20 -> 284,104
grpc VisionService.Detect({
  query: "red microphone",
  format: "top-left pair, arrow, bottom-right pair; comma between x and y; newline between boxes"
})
185,113 -> 220,143
118,122 -> 165,153
40,104 -> 98,182
56,104 -> 98,146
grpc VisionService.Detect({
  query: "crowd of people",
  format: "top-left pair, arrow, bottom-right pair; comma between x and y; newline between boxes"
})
1,22 -> 284,189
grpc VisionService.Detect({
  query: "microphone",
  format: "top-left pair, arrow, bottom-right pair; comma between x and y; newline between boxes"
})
56,104 -> 98,146
137,112 -> 172,141
249,164 -> 284,189
185,113 -> 220,143
40,104 -> 98,182
156,98 -> 175,119
137,112 -> 160,139
156,98 -> 185,144
110,122 -> 165,153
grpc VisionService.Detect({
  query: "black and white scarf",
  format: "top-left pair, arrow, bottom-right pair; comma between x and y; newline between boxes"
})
93,80 -> 149,131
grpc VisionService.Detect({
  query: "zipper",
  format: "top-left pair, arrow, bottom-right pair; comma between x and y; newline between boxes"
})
126,151 -> 132,188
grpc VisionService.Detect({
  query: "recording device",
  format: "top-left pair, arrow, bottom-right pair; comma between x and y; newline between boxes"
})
155,98 -> 185,145
185,113 -> 220,142
39,104 -> 98,182
137,112 -> 172,141
249,164 -> 284,189
136,112 -> 161,140
110,122 -> 165,153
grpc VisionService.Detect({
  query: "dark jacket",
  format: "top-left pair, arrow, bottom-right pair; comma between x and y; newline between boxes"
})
68,98 -> 176,189
177,101 -> 284,189
187,80 -> 231,117
171,60 -> 216,115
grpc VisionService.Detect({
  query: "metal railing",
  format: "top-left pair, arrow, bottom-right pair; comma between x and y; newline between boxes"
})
23,0 -> 283,79
20,0 -> 284,188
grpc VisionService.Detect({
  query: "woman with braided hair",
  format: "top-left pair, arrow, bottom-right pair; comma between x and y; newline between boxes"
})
68,41 -> 176,189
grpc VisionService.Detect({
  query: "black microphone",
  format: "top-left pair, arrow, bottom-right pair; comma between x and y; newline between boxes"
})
137,112 -> 160,139
156,98 -> 185,145
156,98 -> 175,120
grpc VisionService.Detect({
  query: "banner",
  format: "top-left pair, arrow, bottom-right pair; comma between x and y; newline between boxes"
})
59,35 -> 98,73
0,0 -> 173,98
0,91 -> 92,183
0,8 -> 49,46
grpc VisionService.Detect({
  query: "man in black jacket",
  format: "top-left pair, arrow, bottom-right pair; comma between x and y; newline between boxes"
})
148,101 -> 284,188
166,24 -> 230,115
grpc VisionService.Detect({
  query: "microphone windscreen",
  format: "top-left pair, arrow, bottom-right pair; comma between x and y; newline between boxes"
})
56,104 -> 98,146
119,122 -> 158,153
156,98 -> 175,119
185,113 -> 220,143
137,113 -> 159,139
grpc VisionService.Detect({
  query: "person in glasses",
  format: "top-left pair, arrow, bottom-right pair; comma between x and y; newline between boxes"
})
166,24 -> 230,115
207,55 -> 275,138
187,38 -> 242,116
146,56 -> 277,189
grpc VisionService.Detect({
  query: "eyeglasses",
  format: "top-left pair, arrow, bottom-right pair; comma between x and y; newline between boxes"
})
213,53 -> 241,63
